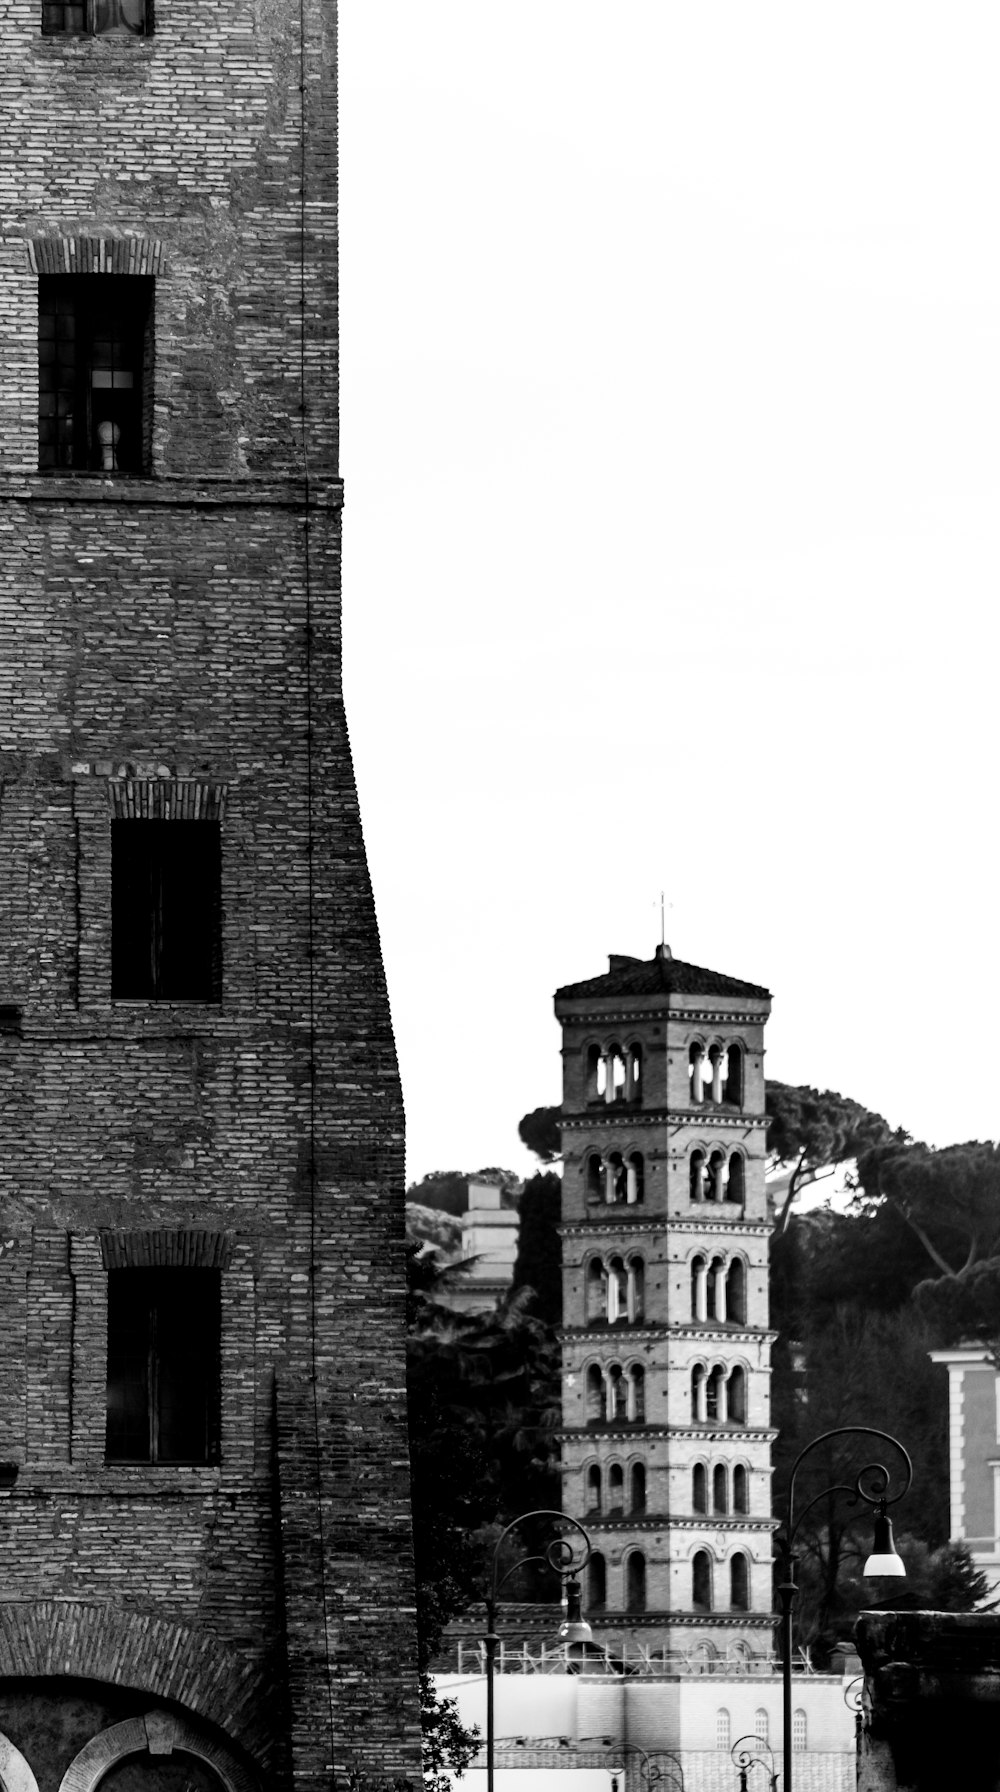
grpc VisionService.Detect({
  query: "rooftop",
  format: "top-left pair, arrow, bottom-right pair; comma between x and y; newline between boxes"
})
555,946 -> 771,1003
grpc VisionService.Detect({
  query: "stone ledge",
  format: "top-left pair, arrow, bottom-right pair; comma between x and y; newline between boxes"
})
0,474 -> 343,509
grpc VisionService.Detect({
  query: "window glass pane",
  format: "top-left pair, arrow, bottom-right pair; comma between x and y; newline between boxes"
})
112,820 -> 222,1003
154,1273 -> 221,1463
106,1275 -> 152,1460
106,1270 -> 221,1465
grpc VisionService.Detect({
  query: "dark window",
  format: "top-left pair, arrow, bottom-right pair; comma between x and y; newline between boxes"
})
39,276 -> 153,472
587,1553 -> 606,1610
43,0 -> 149,35
106,1269 -> 221,1464
730,1553 -> 749,1611
112,820 -> 222,1002
626,1551 -> 646,1613
692,1549 -> 712,1612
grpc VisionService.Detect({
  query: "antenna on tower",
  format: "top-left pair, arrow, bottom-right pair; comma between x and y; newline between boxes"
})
654,892 -> 673,957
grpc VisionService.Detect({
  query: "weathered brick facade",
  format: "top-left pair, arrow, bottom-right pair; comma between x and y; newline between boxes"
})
0,3 -> 421,1791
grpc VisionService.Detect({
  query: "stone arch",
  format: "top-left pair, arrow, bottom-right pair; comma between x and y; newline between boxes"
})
58,1713 -> 255,1792
0,1731 -> 40,1792
0,1603 -> 272,1768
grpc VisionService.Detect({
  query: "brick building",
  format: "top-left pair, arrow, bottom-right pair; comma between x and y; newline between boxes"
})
0,5 -> 421,1792
929,1346 -> 1000,1576
556,946 -> 776,1661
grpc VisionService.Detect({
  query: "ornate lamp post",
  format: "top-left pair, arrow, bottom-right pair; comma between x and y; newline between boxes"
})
581,1738 -> 684,1792
775,1427 -> 912,1792
731,1734 -> 778,1792
483,1511 -> 593,1792
843,1674 -> 864,1748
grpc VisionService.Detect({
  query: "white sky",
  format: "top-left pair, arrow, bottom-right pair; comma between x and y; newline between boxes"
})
338,4 -> 1000,1185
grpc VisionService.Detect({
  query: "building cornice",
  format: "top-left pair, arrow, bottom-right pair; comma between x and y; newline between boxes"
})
561,1325 -> 776,1346
579,1514 -> 778,1534
560,1008 -> 767,1028
560,1219 -> 772,1238
589,1611 -> 775,1631
560,1426 -> 777,1444
562,1107 -> 768,1132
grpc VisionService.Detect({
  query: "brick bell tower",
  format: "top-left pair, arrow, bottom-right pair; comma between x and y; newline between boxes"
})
557,946 -> 775,1666
0,5 -> 420,1792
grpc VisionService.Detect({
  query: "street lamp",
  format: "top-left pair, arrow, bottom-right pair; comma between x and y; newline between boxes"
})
581,1737 -> 684,1792
483,1510 -> 593,1792
731,1733 -> 778,1792
775,1427 -> 912,1792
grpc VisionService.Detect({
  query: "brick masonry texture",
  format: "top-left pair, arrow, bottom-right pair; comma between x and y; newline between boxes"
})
0,3 -> 421,1790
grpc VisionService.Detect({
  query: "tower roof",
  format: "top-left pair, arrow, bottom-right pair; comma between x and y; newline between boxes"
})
555,947 -> 771,1002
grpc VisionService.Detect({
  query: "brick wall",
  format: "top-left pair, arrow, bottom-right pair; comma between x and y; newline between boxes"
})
0,0 -> 420,1788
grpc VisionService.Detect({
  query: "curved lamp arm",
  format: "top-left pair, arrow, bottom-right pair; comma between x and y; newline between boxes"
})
782,1426 -> 913,1554
487,1508 -> 593,1609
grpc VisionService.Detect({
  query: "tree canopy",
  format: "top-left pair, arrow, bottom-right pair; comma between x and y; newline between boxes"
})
766,1081 -> 895,1231
518,1106 -> 562,1163
853,1138 -> 1000,1361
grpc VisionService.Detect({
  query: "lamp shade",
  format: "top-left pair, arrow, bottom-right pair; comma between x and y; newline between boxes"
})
558,1576 -> 594,1648
862,1506 -> 905,1578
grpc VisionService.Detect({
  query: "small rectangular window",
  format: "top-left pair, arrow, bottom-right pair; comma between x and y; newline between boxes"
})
111,819 -> 222,1003
43,0 -> 149,35
106,1269 -> 221,1464
39,275 -> 153,473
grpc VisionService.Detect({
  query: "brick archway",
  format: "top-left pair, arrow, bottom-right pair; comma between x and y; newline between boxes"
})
0,1730 -> 40,1792
0,1604 -> 274,1768
58,1713 -> 256,1792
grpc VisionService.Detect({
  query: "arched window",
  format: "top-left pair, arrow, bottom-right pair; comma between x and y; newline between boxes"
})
626,1551 -> 646,1613
730,1553 -> 749,1611
607,1256 -> 627,1323
691,1364 -> 706,1424
588,1552 -> 606,1609
626,1043 -> 642,1102
708,1148 -> 727,1203
733,1463 -> 749,1514
586,1464 -> 602,1512
691,1254 -> 707,1321
709,1044 -> 728,1103
727,1153 -> 745,1204
793,1710 -> 807,1752
724,1044 -> 743,1106
626,1150 -> 645,1204
608,1463 -> 624,1511
609,1044 -> 627,1102
692,1462 -> 707,1514
627,1256 -> 644,1323
630,1461 -> 646,1513
688,1042 -> 705,1104
628,1364 -> 645,1423
585,1153 -> 603,1204
712,1463 -> 728,1514
608,1363 -> 627,1422
586,1365 -> 604,1424
727,1257 -> 746,1325
607,1150 -> 627,1204
585,1044 -> 602,1103
728,1365 -> 747,1424
586,1258 -> 605,1324
708,1255 -> 727,1321
692,1549 -> 712,1611
706,1363 -> 725,1421
690,1150 -> 707,1202
716,1710 -> 731,1752
754,1710 -> 769,1746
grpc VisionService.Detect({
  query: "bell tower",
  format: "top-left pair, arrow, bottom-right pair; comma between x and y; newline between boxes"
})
557,945 -> 775,1666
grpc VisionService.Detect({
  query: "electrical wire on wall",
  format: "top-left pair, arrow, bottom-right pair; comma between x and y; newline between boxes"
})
297,0 -> 340,1776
